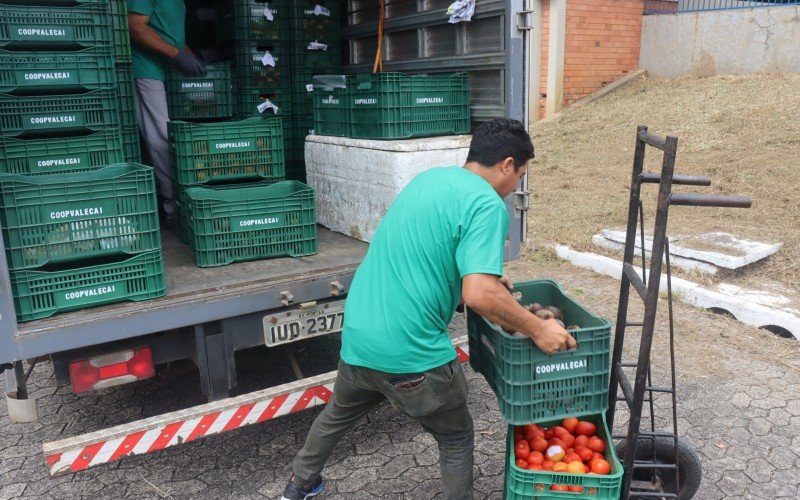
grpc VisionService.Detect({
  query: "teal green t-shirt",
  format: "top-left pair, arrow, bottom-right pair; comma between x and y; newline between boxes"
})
128,0 -> 186,81
340,166 -> 509,374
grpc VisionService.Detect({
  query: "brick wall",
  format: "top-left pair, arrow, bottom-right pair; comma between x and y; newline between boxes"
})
539,0 -> 644,118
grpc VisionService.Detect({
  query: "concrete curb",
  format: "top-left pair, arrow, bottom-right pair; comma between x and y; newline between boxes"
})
554,245 -> 800,339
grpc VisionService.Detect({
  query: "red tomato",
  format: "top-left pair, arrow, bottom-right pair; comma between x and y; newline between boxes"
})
568,486 -> 585,493
541,459 -> 554,470
515,458 -> 528,468
587,436 -> 605,453
564,453 -> 582,464
591,459 -> 612,475
549,437 -> 566,449
527,463 -> 544,470
515,440 -> 530,459
531,436 -> 549,453
573,435 -> 589,448
527,451 -> 545,465
562,417 -> 579,434
584,464 -> 591,474
532,429 -> 546,440
593,452 -> 605,462
560,433 -> 575,449
551,426 -> 570,438
550,484 -> 569,491
575,421 -> 597,437
576,447 -> 594,462
545,429 -> 554,440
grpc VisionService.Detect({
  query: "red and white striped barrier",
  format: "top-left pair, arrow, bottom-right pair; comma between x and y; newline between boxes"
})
43,337 -> 470,476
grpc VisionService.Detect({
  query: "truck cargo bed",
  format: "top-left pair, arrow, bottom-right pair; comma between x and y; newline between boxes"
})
6,227 -> 367,361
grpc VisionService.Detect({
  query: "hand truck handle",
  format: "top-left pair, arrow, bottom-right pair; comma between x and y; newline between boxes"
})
639,173 -> 712,186
670,193 -> 752,208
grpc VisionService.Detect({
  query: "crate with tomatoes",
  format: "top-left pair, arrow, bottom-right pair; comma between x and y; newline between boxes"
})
466,280 -> 622,499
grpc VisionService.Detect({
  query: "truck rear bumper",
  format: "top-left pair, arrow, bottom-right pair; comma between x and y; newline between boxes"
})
43,336 -> 471,476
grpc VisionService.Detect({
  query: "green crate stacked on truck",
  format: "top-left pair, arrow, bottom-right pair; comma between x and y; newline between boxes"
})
348,72 -> 471,139
0,164 -> 165,322
466,279 -> 621,499
185,180 -> 317,267
234,41 -> 293,119
166,62 -> 234,120
0,3 -> 126,174
168,117 -> 286,243
288,0 -> 341,180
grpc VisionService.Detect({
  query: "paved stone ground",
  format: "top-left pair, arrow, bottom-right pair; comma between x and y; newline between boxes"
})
1,257 -> 798,499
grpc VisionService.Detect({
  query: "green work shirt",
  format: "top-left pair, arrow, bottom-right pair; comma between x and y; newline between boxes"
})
340,166 -> 508,374
127,0 -> 186,81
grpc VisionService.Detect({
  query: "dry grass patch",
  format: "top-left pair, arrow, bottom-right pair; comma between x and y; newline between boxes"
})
528,73 -> 800,291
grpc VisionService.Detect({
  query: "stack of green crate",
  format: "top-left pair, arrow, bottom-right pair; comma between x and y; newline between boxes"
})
288,0 -> 341,181
0,164 -> 165,321
168,116 -> 286,245
313,72 -> 471,140
108,0 -> 142,163
219,0 -> 293,120
466,280 -> 623,499
0,3 -> 164,321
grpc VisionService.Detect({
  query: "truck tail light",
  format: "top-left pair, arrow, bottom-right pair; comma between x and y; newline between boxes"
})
69,347 -> 154,394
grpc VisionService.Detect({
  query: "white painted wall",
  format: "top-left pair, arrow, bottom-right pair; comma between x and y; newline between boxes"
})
640,6 -> 800,77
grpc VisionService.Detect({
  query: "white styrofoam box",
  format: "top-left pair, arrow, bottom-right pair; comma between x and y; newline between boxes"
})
305,134 -> 472,242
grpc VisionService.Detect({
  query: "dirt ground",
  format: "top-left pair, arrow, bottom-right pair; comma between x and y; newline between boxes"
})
528,73 -> 800,292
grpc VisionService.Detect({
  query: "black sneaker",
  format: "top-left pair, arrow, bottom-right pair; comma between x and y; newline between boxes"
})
280,476 -> 324,500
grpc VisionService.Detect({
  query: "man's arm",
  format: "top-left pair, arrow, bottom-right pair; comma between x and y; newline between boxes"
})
128,13 -> 180,59
461,273 -> 577,354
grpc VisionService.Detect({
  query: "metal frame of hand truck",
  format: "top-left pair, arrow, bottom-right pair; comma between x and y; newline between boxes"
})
606,125 -> 752,498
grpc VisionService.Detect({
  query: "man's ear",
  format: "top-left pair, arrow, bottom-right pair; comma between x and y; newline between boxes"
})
502,156 -> 516,173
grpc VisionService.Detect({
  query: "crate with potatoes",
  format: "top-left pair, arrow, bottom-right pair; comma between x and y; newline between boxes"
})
466,279 -> 622,498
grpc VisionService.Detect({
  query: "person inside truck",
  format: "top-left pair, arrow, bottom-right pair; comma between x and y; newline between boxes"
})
281,118 -> 576,500
127,0 -> 205,227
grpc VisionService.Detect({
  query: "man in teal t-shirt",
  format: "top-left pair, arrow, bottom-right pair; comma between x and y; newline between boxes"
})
126,0 -> 204,224
281,119 -> 576,500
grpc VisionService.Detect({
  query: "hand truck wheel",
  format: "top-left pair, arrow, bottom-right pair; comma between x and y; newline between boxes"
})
615,436 -> 702,499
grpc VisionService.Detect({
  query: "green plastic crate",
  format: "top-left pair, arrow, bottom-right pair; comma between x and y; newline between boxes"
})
217,0 -> 291,46
312,75 -> 349,137
289,42 -> 341,72
290,0 -> 341,42
0,47 -> 115,94
15,0 -> 131,62
467,279 -> 612,424
115,64 -> 142,163
175,178 -> 282,244
236,89 -> 292,119
504,414 -> 623,499
235,42 -> 292,92
121,124 -> 142,164
0,89 -> 120,137
169,117 -> 286,186
349,72 -> 470,139
0,163 -> 161,270
167,62 -> 234,120
10,250 -> 165,322
0,130 -> 124,175
186,181 -> 316,267
0,3 -> 112,50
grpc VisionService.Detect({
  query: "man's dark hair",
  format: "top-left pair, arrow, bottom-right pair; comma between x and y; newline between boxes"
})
466,118 -> 534,170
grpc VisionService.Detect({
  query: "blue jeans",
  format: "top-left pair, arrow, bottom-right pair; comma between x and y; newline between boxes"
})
292,358 -> 474,500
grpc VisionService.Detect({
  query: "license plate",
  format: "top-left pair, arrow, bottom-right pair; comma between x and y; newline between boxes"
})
263,301 -> 345,347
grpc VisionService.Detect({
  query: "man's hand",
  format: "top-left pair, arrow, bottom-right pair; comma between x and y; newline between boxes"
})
530,319 -> 577,354
498,275 -> 513,291
174,49 -> 205,76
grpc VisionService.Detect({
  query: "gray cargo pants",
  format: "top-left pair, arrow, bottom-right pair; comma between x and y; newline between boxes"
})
292,358 -> 474,500
134,78 -> 174,217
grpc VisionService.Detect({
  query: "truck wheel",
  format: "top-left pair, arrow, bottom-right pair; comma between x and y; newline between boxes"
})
615,436 -> 702,499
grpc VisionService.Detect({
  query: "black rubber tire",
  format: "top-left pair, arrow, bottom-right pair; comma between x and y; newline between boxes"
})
615,436 -> 702,500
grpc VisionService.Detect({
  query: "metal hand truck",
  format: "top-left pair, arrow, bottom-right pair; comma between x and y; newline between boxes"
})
606,126 -> 752,499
